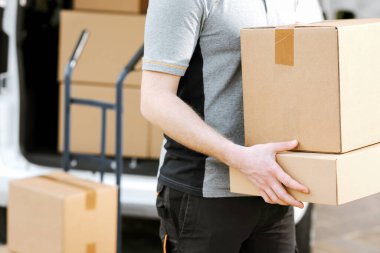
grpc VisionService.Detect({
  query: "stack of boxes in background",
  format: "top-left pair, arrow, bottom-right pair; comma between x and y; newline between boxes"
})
6,2 -> 155,253
230,19 -> 380,205
57,0 -> 163,159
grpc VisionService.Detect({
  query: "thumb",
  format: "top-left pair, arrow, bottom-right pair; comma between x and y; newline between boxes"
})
271,140 -> 298,152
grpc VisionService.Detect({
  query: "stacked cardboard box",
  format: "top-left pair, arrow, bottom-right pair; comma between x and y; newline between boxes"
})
230,19 -> 380,205
58,7 -> 164,159
7,172 -> 117,253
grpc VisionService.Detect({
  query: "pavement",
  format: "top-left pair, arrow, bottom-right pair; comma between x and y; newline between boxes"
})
313,193 -> 380,253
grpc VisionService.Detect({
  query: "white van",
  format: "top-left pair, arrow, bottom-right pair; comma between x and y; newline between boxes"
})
321,0 -> 380,19
0,0 -> 335,252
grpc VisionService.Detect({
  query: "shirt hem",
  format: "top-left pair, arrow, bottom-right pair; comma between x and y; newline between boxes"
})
158,175 -> 203,197
158,175 -> 262,199
142,59 -> 188,76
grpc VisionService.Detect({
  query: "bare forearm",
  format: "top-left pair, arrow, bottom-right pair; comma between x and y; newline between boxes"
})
141,85 -> 238,166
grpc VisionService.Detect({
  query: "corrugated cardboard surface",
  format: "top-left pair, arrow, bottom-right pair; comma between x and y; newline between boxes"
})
241,19 -> 380,153
58,78 -> 150,158
58,11 -> 145,84
230,143 -> 380,205
74,0 -> 148,14
8,172 -> 117,253
337,23 -> 380,152
337,145 -> 380,205
241,26 -> 341,153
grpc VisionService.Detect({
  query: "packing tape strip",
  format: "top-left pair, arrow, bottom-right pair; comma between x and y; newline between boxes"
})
275,29 -> 294,66
40,175 -> 97,210
86,243 -> 97,253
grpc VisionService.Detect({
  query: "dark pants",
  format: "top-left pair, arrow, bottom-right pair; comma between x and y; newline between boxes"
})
156,183 -> 298,253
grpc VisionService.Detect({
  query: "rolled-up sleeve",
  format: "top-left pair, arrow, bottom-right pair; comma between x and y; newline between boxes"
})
142,0 -> 205,76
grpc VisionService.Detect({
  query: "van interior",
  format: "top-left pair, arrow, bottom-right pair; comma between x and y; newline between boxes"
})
0,4 -> 8,84
8,0 -> 158,175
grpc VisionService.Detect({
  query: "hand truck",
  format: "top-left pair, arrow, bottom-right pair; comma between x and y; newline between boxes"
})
62,30 -> 144,253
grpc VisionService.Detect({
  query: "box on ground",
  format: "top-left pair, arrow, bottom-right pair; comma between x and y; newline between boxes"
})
74,0 -> 148,14
58,71 -> 163,159
58,11 -> 145,84
230,142 -> 380,205
8,172 -> 117,253
241,19 -> 380,153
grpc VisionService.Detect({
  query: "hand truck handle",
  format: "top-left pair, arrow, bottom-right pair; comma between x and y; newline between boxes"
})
64,30 -> 89,82
69,30 -> 89,68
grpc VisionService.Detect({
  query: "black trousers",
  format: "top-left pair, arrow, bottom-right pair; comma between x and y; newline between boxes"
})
156,183 -> 298,253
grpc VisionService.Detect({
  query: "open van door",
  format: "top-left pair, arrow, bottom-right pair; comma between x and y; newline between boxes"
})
0,0 -> 8,91
0,0 -> 29,168
0,0 -> 9,244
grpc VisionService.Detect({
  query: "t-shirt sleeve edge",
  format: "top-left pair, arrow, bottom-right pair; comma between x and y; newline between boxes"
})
142,59 -> 188,76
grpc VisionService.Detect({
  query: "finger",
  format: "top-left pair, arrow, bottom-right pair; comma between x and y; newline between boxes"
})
270,140 -> 298,152
273,164 -> 309,194
260,190 -> 274,204
265,188 -> 287,206
272,182 -> 304,209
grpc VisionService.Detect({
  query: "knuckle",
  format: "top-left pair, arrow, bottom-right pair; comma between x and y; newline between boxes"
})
274,187 -> 290,202
256,178 -> 266,187
277,191 -> 286,200
271,195 -> 280,203
280,174 -> 291,185
265,166 -> 276,175
278,193 -> 289,203
270,168 -> 279,177
264,178 -> 273,187
284,177 -> 294,187
277,169 -> 285,177
267,164 -> 275,171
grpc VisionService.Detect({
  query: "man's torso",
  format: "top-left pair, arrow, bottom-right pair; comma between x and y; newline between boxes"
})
158,0 -> 300,197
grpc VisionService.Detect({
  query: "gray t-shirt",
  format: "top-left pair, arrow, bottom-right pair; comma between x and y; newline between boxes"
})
143,0 -> 323,197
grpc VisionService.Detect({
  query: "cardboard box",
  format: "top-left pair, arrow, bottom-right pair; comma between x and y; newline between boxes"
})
58,71 -> 150,158
230,142 -> 380,205
8,172 -> 117,253
74,0 -> 148,14
149,126 -> 164,159
241,19 -> 380,153
58,11 -> 145,84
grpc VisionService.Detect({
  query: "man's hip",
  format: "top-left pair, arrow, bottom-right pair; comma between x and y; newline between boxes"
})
156,182 -> 298,253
